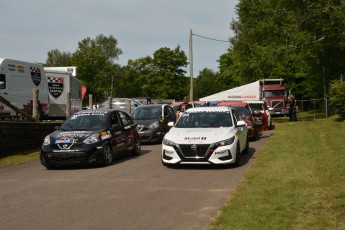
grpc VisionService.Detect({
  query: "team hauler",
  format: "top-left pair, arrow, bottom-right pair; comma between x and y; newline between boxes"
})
0,58 -> 49,119
44,67 -> 82,119
200,79 -> 290,116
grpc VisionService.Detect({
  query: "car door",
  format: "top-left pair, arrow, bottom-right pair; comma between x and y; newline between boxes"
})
232,110 -> 247,151
109,111 -> 127,154
118,111 -> 137,152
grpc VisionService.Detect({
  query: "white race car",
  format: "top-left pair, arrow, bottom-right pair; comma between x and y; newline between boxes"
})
162,106 -> 248,167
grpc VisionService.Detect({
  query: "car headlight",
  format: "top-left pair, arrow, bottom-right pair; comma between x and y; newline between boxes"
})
83,133 -> 101,144
43,135 -> 50,145
149,121 -> 159,129
214,137 -> 235,147
162,137 -> 176,146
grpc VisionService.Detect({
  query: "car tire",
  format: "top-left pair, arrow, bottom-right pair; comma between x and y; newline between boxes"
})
131,138 -> 141,156
100,145 -> 113,166
234,143 -> 241,167
40,154 -> 55,170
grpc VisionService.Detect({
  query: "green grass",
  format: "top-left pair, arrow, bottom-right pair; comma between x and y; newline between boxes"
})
0,149 -> 40,167
207,115 -> 345,230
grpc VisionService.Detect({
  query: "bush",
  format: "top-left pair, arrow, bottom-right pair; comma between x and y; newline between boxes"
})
329,80 -> 345,119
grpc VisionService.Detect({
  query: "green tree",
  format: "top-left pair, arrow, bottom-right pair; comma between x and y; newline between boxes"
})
194,68 -> 219,100
45,49 -> 73,66
72,34 -> 122,103
223,0 -> 345,99
329,79 -> 345,119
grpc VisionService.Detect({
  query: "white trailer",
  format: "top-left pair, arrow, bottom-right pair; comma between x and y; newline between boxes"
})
0,58 -> 50,119
44,67 -> 82,119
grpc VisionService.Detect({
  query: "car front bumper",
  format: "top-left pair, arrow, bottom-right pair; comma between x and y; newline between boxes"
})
161,142 -> 237,165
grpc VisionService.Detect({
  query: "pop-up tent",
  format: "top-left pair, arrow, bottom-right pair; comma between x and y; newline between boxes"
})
199,80 -> 261,101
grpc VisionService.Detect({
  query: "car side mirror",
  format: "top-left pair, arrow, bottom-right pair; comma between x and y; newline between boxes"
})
253,110 -> 262,116
268,107 -> 273,111
168,121 -> 174,127
236,120 -> 246,127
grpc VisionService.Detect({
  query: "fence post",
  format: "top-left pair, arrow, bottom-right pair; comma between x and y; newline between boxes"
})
89,94 -> 93,110
32,88 -> 39,120
108,97 -> 112,109
66,92 -> 71,117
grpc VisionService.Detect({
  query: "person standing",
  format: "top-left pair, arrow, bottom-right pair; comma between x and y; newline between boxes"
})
289,95 -> 297,121
176,96 -> 193,119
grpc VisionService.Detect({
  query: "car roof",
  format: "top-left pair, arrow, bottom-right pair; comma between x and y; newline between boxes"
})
75,109 -> 123,115
185,106 -> 232,113
217,101 -> 248,107
136,103 -> 169,108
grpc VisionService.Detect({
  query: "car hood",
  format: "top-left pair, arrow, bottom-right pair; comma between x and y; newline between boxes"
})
133,119 -> 158,127
164,127 -> 236,144
50,130 -> 102,144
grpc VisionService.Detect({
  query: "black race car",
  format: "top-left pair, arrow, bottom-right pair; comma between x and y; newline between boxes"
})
40,109 -> 141,169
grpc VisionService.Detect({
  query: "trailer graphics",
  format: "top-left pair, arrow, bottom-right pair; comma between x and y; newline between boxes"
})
0,58 -> 50,119
47,77 -> 64,98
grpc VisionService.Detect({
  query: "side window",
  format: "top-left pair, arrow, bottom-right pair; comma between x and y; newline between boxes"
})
119,111 -> 133,127
0,74 -> 6,90
110,112 -> 120,127
232,110 -> 240,124
168,107 -> 175,118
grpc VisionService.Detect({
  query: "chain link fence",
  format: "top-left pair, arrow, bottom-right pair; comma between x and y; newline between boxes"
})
295,98 -> 328,121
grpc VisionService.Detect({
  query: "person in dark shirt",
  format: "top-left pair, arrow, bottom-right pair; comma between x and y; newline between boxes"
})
288,95 -> 297,121
176,96 -> 193,119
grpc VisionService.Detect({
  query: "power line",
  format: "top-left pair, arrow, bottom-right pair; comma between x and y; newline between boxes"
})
192,33 -> 231,43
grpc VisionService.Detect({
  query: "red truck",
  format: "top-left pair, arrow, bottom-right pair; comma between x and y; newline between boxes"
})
200,78 -> 290,116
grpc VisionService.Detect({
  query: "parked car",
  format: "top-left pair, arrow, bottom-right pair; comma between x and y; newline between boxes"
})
246,100 -> 273,130
40,109 -> 141,169
98,98 -> 142,113
161,106 -> 248,167
217,101 -> 263,140
131,104 -> 176,143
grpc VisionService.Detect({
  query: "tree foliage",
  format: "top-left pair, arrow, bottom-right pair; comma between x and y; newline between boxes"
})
329,80 -> 345,119
225,0 -> 345,99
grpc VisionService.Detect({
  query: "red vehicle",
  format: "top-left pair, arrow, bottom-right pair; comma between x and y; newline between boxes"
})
200,78 -> 290,116
246,100 -> 273,130
217,101 -> 263,140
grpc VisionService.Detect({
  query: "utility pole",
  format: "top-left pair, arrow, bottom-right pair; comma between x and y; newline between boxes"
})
189,29 -> 194,101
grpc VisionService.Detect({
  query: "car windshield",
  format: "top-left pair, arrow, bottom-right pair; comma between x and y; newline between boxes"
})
131,106 -> 162,120
60,112 -> 108,131
232,106 -> 251,117
249,103 -> 263,111
175,111 -> 233,128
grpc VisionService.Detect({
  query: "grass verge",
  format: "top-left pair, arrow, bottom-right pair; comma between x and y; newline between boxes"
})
0,149 -> 40,167
207,115 -> 345,229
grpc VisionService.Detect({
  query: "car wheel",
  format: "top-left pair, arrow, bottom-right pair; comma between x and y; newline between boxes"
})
234,143 -> 241,167
131,138 -> 141,156
101,145 -> 113,166
40,154 -> 55,170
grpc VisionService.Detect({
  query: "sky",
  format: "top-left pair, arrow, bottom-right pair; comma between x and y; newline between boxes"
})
0,0 -> 239,76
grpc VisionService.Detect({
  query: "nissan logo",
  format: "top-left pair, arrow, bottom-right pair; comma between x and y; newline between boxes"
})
191,144 -> 198,151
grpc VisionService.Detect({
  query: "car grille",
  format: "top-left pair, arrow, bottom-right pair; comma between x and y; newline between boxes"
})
47,152 -> 88,164
271,100 -> 284,109
174,144 -> 213,161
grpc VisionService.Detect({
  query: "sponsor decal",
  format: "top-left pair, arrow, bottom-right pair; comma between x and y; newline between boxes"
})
101,131 -> 111,140
57,131 -> 92,138
227,95 -> 257,99
184,137 -> 207,141
48,77 -> 64,98
7,63 -> 16,72
30,66 -> 41,86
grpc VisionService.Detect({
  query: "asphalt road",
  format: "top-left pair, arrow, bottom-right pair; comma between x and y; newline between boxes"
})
0,130 -> 272,230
